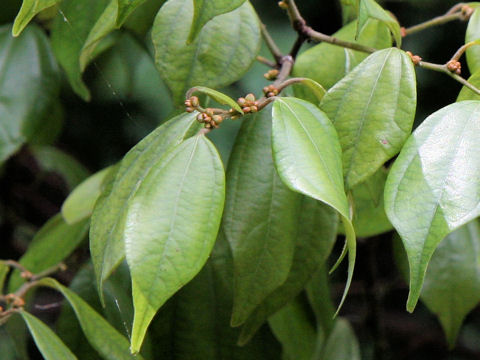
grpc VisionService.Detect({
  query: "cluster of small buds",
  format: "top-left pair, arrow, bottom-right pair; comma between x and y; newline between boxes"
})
406,51 -> 422,66
237,93 -> 259,113
447,59 -> 461,75
263,85 -> 279,98
278,1 -> 288,10
264,69 -> 279,80
461,5 -> 474,19
4,294 -> 25,308
20,271 -> 33,280
196,108 -> 223,129
184,96 -> 199,113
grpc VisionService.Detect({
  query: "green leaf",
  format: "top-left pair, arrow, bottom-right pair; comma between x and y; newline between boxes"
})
38,277 -> 142,360
271,97 -> 356,314
0,24 -> 60,164
152,0 -> 261,105
384,100 -> 480,312
125,135 -> 225,353
457,69 -> 480,101
51,0 -> 113,100
396,221 -> 480,348
320,319 -> 361,360
123,0 -> 166,36
338,168 -> 393,237
188,0 -> 246,43
19,310 -> 77,360
269,298 -> 317,360
292,78 -> 327,105
12,0 -> 59,36
0,261 -> 9,291
320,47 -> 416,189
340,0 -> 359,24
238,197 -> 338,344
188,86 -> 243,114
466,8 -> 480,74
30,145 -> 90,190
357,0 -> 401,47
293,20 -> 391,90
8,214 -> 89,291
223,108 -> 302,327
90,112 -> 198,304
62,165 -> 116,224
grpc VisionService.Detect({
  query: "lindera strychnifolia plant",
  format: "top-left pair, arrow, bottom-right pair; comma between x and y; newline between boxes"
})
2,0 -> 480,358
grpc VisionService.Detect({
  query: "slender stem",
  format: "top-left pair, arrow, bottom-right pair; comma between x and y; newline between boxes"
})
304,27 -> 377,53
256,55 -> 276,68
30,263 -> 66,282
450,40 -> 480,62
446,2 -> 467,15
273,55 -> 294,86
289,35 -> 306,59
403,13 -> 464,36
260,23 -> 283,64
276,77 -> 308,93
418,61 -> 480,95
1,260 -> 30,275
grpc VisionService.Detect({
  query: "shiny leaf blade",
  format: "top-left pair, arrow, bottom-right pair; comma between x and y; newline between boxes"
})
457,69 -> 480,101
223,108 -> 301,327
90,113 -> 198,303
37,278 -> 141,360
293,20 -> 391,90
125,135 -> 225,353
152,0 -> 261,105
188,0 -> 246,43
384,100 -> 480,312
357,0 -> 401,46
62,166 -> 116,225
0,25 -> 60,164
320,47 -> 416,189
341,0 -> 359,24
19,310 -> 77,360
13,0 -> 59,36
466,8 -> 480,74
9,214 -> 89,292
188,86 -> 243,113
271,97 -> 356,313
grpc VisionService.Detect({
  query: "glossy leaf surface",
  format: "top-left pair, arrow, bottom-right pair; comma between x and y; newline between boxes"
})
271,97 -> 355,313
457,70 -> 480,101
9,214 -> 89,291
340,0 -> 359,24
238,197 -> 337,344
224,108 -> 301,327
152,0 -> 261,104
188,0 -> 246,43
357,0 -> 401,46
125,135 -> 225,353
0,25 -> 60,164
90,113 -> 198,303
12,0 -> 59,36
385,101 -> 480,312
19,310 -> 77,360
293,20 -> 391,90
62,166 -> 115,224
38,278 -> 141,360
320,47 -> 416,189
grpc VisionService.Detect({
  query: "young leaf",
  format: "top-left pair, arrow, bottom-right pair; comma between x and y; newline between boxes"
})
125,135 -> 225,353
223,108 -> 302,327
357,0 -> 402,47
268,298 -> 317,360
292,78 -> 327,104
62,165 -> 116,225
90,113 -> 198,304
466,8 -> 480,74
188,0 -> 246,43
37,278 -> 142,360
8,214 -> 89,291
12,0 -> 60,36
0,25 -> 60,164
188,86 -> 244,113
19,310 -> 77,360
271,97 -> 356,314
320,48 -> 416,189
293,20 -> 391,90
457,70 -> 480,101
238,197 -> 338,344
384,101 -> 480,312
152,0 -> 261,105
51,0 -> 113,100
321,319 -> 361,360
341,0 -> 359,24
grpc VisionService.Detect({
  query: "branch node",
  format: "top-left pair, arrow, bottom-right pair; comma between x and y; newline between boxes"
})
406,51 -> 422,66
446,59 -> 462,75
